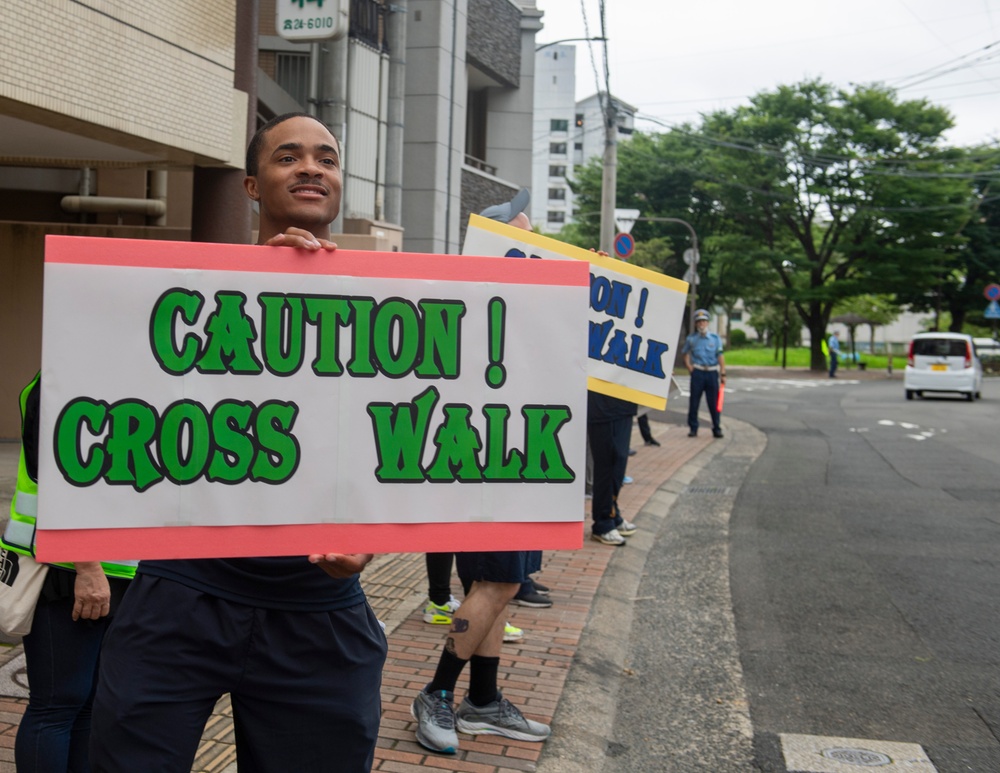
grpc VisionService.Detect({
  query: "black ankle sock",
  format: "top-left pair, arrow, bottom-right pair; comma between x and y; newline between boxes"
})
467,655 -> 500,707
427,648 -> 467,694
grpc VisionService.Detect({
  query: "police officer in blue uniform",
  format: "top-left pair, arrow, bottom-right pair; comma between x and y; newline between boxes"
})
682,309 -> 726,438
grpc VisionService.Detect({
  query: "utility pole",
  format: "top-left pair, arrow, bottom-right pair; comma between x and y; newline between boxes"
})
599,96 -> 617,256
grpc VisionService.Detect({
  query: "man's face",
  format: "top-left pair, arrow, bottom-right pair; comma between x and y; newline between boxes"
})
696,319 -> 709,333
244,116 -> 343,234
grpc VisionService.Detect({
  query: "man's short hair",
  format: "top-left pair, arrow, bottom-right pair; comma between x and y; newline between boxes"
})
245,113 -> 337,176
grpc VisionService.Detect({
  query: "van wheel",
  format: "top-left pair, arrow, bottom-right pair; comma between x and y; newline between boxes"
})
966,391 -> 974,402
905,390 -> 914,400
976,391 -> 982,400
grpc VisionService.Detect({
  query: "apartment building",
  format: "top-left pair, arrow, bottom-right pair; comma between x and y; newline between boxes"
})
0,0 -> 541,438
532,42 -> 636,234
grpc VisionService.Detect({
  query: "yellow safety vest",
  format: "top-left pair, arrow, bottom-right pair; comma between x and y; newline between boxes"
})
1,373 -> 136,579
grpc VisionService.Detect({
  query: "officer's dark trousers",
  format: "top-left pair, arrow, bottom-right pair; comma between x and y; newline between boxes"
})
688,369 -> 721,434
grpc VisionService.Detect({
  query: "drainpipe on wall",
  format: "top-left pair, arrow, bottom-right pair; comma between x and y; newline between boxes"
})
60,194 -> 167,224
321,35 -> 349,234
150,170 -> 168,227
384,0 -> 407,227
191,0 -> 259,244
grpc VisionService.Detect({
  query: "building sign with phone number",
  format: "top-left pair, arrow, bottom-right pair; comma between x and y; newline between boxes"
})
276,0 -> 347,41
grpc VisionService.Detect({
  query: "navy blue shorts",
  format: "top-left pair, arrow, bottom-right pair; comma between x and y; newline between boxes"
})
90,574 -> 387,773
455,551 -> 530,585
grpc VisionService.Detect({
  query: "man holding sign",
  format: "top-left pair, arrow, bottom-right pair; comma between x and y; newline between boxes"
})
90,114 -> 388,772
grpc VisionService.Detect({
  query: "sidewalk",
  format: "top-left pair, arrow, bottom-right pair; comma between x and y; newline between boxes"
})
0,414 -> 715,772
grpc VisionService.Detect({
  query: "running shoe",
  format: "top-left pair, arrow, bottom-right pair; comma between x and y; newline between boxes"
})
411,689 -> 458,754
455,692 -> 550,742
423,595 -> 461,625
503,621 -> 524,642
591,528 -> 626,546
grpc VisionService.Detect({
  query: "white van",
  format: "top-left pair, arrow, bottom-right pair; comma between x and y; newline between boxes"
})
904,332 -> 982,401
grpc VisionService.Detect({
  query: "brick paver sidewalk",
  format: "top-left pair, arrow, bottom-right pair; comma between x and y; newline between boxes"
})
0,417 -> 711,772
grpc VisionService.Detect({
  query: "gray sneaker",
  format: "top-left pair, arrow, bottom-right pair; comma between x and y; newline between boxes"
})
411,689 -> 458,754
455,692 -> 551,742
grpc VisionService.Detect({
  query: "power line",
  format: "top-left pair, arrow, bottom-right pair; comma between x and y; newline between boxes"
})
889,38 -> 1000,90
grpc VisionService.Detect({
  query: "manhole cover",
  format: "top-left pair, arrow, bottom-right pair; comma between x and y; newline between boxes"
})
821,747 -> 892,766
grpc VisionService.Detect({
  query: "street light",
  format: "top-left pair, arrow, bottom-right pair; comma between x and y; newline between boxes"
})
781,260 -> 796,369
535,37 -> 607,52
635,217 -> 700,330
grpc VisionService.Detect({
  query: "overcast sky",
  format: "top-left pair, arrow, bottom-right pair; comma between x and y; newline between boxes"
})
534,0 -> 1000,147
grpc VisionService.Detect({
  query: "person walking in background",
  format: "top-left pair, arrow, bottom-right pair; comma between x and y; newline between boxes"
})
682,308 -> 726,439
2,374 -> 136,773
828,330 -> 841,378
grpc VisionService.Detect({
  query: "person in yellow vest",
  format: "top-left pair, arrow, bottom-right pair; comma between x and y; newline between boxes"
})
1,373 -> 136,772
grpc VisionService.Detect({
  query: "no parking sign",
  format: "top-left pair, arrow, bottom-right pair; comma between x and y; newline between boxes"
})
614,232 -> 635,260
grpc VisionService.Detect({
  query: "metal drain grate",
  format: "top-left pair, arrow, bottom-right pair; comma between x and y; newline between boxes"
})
685,486 -> 730,495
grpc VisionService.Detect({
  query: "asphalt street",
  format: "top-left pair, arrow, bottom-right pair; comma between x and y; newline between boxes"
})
545,372 -> 1000,773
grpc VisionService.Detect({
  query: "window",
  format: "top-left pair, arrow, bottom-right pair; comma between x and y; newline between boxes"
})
550,119 -> 569,132
549,142 -> 567,155
547,211 -> 566,224
912,338 -> 969,357
548,165 -> 566,177
730,311 -> 743,322
548,188 -> 566,200
574,142 -> 583,150
275,52 -> 311,108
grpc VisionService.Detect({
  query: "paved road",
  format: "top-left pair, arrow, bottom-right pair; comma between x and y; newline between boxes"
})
554,373 -> 1000,773
726,375 -> 1000,772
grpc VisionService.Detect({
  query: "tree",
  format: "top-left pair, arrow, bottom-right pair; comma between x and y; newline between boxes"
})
893,146 -> 1000,332
697,80 -> 971,370
569,127 -> 792,344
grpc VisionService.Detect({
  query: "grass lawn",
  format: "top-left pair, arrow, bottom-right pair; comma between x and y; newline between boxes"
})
722,345 -> 908,372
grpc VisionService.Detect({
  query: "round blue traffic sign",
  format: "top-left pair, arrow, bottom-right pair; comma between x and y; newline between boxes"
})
614,232 -> 635,259
984,283 -> 1000,301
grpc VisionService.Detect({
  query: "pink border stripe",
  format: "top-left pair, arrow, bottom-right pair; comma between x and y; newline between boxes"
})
35,522 -> 584,562
44,236 -> 587,287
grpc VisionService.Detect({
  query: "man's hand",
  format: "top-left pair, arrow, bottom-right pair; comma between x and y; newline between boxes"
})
308,553 -> 375,579
263,228 -> 338,251
73,562 -> 111,621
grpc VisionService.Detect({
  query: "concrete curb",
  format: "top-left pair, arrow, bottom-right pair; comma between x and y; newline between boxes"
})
537,414 -> 765,772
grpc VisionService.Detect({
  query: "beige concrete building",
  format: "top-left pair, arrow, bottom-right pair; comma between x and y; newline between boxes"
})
1,0 -> 543,439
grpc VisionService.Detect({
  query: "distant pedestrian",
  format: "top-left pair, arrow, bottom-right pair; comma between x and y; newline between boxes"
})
682,308 -> 726,438
828,330 -> 841,378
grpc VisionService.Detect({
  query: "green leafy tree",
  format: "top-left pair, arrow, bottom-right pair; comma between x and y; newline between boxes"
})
893,146 -> 1000,332
698,80 -> 971,370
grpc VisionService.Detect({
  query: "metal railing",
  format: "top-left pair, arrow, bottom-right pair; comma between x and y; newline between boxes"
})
350,0 -> 387,52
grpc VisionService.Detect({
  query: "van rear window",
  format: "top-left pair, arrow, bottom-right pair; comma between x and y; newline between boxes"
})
912,339 -> 967,357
